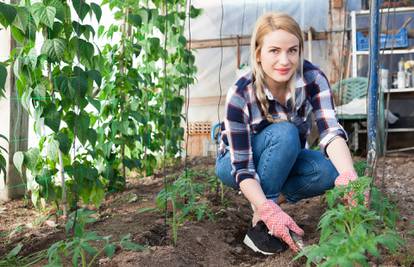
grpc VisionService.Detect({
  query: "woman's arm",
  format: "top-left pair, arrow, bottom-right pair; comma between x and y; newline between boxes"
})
239,178 -> 268,208
325,137 -> 355,173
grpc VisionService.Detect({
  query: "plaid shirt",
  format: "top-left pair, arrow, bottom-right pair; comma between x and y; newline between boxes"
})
220,60 -> 347,185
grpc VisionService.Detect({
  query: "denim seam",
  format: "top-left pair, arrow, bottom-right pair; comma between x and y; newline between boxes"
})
260,130 -> 279,180
286,158 -> 319,197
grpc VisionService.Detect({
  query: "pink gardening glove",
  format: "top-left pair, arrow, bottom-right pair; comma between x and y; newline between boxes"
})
258,200 -> 304,252
335,170 -> 369,207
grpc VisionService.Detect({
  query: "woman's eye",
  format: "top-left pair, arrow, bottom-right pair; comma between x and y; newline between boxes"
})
289,49 -> 298,54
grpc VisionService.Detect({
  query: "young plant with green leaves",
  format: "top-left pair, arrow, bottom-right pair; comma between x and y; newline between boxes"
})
1,0 -> 108,215
1,0 -> 201,216
46,209 -> 144,267
155,169 -> 213,244
296,176 -> 404,266
99,0 -> 201,179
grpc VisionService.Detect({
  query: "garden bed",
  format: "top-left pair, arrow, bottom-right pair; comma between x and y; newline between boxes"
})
0,156 -> 413,266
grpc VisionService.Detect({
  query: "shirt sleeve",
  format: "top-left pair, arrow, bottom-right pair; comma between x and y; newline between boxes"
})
309,71 -> 348,156
224,89 -> 260,186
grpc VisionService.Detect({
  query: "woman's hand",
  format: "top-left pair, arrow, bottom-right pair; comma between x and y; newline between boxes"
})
257,200 -> 304,252
335,170 -> 369,207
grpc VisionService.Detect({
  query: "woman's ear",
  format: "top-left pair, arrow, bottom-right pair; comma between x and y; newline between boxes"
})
256,50 -> 261,63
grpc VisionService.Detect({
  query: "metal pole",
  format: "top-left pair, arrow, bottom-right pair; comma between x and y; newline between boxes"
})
367,0 -> 380,172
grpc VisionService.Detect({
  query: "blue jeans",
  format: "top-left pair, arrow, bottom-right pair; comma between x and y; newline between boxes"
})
215,122 -> 338,203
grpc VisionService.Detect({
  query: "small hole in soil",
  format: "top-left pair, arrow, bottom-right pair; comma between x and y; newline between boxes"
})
136,223 -> 169,246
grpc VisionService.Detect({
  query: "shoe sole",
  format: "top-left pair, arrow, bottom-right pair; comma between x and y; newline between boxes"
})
243,235 -> 275,255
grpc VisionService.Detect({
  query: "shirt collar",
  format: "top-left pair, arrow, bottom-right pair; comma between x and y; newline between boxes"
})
263,72 -> 307,101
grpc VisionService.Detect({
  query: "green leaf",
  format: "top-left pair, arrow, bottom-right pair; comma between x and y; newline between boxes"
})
72,21 -> 84,36
83,24 -> 95,40
13,7 -> 29,33
43,103 -> 61,132
75,112 -> 90,145
41,38 -> 66,62
55,132 -> 71,154
123,158 -> 141,170
0,65 -> 7,96
90,3 -> 101,22
98,25 -> 105,37
44,0 -> 67,22
87,128 -> 97,146
33,84 -> 47,102
13,151 -> 24,175
31,3 -> 56,29
90,185 -> 104,207
24,148 -> 40,171
120,234 -> 145,251
189,6 -> 202,18
80,242 -> 98,256
79,39 -> 94,62
54,75 -> 69,95
104,243 -> 116,258
128,14 -> 142,27
72,0 -> 90,21
0,2 -> 17,27
47,138 -> 60,161
6,243 -> 23,259
87,70 -> 101,87
87,96 -> 100,112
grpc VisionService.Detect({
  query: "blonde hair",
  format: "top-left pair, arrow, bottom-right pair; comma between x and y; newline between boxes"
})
250,12 -> 304,122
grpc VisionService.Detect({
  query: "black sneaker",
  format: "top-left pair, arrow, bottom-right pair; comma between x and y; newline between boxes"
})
243,221 -> 288,255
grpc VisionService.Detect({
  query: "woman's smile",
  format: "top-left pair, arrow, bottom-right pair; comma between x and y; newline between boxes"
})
275,68 -> 291,75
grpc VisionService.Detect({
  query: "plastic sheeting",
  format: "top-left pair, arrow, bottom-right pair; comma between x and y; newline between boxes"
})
187,0 -> 329,40
185,0 -> 338,123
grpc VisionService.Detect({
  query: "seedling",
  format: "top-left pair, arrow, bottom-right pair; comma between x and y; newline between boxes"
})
154,169 -> 214,244
295,176 -> 404,266
46,209 -> 144,267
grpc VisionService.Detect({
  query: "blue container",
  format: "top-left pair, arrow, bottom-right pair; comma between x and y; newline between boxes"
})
356,28 -> 408,51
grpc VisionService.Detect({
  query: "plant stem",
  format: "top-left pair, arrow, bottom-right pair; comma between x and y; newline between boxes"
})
87,247 -> 105,267
81,250 -> 86,267
58,149 -> 67,220
172,199 -> 177,245
344,221 -> 352,235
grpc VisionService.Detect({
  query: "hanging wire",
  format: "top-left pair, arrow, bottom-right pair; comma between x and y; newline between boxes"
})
240,0 -> 246,48
239,0 -> 246,70
71,5 -> 83,236
184,0 -> 192,180
162,0 -> 169,235
216,0 -> 224,136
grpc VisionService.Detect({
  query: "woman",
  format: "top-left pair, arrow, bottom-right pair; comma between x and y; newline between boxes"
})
215,12 -> 358,255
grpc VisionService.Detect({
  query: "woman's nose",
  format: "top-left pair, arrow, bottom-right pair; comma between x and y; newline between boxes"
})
278,52 -> 289,65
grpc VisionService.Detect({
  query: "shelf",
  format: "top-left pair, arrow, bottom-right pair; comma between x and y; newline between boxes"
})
355,6 -> 414,15
356,48 -> 414,55
384,88 -> 414,93
359,128 -> 414,133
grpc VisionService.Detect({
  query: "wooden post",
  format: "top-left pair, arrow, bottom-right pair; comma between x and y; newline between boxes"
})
307,27 -> 314,62
236,35 -> 241,69
0,0 -> 29,200
328,0 -> 348,84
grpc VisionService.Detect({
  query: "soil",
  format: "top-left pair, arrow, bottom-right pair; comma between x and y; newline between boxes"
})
0,155 -> 413,267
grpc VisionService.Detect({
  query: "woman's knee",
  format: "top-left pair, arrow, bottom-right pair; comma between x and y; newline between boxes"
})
281,150 -> 338,202
215,152 -> 238,189
263,122 -> 301,156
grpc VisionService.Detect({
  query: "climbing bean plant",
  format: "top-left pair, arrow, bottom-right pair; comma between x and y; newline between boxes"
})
0,0 -> 200,213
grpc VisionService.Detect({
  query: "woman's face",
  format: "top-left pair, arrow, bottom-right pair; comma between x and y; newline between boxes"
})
258,29 -> 300,88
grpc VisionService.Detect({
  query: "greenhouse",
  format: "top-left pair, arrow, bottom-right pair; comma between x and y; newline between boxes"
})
0,0 -> 413,266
